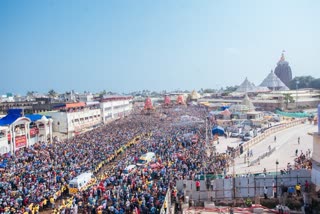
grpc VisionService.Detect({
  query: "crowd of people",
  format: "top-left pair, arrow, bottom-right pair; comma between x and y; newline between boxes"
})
0,105 -> 235,213
294,149 -> 312,170
0,104 -> 312,213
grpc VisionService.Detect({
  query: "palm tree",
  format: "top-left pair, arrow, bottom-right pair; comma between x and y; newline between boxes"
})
26,91 -> 36,97
283,93 -> 294,109
48,89 -> 58,98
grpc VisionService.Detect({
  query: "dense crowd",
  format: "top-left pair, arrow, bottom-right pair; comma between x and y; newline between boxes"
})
0,105 -> 240,214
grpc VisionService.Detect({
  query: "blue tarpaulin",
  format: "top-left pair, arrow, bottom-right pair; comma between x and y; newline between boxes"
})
212,126 -> 225,136
0,110 -> 22,126
0,108 -> 50,126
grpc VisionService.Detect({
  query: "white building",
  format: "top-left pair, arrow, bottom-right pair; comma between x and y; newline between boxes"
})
100,96 -> 133,124
46,97 -> 133,138
77,93 -> 94,102
0,109 -> 53,155
47,102 -> 102,138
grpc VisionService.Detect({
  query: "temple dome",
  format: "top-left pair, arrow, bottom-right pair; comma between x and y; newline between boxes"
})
189,90 -> 200,100
260,70 -> 288,91
241,94 -> 255,111
236,77 -> 257,92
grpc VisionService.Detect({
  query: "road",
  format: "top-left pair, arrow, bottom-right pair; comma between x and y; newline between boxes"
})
231,123 -> 316,174
212,122 -> 317,175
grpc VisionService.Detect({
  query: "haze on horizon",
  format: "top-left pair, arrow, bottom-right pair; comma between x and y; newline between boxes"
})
0,0 -> 319,95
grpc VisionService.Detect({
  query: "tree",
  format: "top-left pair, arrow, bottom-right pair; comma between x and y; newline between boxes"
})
26,91 -> 36,97
48,89 -> 57,98
288,76 -> 315,90
203,88 -> 215,93
224,85 -> 238,93
310,78 -> 320,89
283,93 -> 294,109
99,90 -> 107,98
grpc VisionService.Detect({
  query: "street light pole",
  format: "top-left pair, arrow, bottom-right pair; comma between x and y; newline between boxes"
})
296,80 -> 299,109
275,160 -> 279,198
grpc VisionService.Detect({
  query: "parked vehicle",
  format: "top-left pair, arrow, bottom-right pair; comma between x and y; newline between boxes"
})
122,165 -> 137,176
68,172 -> 94,194
242,133 -> 252,141
230,132 -> 239,138
136,152 -> 156,166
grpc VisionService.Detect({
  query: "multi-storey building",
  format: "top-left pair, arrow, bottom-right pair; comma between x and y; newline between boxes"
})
100,96 -> 133,124
46,102 -> 102,138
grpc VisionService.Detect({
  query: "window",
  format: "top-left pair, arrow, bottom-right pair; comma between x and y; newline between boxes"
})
0,130 -> 5,138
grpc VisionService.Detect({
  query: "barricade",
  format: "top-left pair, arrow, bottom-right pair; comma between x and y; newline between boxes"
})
160,187 -> 171,214
240,119 -> 305,157
49,134 -> 144,212
249,147 -> 276,166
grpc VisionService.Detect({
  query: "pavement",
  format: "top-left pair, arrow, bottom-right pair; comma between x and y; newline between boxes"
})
212,123 -> 317,175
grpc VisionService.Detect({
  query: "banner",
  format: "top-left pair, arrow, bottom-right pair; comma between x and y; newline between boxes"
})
30,128 -> 39,137
15,136 -> 27,149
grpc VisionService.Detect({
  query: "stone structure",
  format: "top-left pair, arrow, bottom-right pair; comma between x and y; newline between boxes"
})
274,52 -> 292,87
260,70 -> 288,91
189,90 -> 200,101
236,77 -> 256,93
241,94 -> 255,111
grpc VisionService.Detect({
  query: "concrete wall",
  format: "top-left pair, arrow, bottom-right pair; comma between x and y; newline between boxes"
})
0,136 -> 9,155
312,134 -> 320,163
177,169 -> 311,201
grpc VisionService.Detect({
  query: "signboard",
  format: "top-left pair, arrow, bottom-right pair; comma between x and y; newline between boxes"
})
15,136 -> 27,149
30,127 -> 39,137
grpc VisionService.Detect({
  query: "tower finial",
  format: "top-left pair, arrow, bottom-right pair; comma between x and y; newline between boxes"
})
280,50 -> 285,61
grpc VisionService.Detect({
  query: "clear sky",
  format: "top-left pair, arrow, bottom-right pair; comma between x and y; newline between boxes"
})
1,0 -> 319,95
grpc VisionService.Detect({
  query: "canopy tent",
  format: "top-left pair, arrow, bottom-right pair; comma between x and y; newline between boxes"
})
25,114 -> 51,122
275,110 -> 311,118
212,126 -> 225,136
221,105 -> 230,111
0,113 -> 21,126
0,109 -> 51,126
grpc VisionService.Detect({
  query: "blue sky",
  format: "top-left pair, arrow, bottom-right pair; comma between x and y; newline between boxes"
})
0,0 -> 319,94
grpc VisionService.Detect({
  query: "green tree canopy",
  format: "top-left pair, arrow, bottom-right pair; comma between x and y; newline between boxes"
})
203,88 -> 216,93
48,89 -> 58,98
309,78 -> 320,89
224,85 -> 238,93
283,93 -> 294,109
288,76 -> 315,89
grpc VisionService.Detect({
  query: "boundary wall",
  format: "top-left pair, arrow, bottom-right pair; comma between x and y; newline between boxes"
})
176,169 -> 311,202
